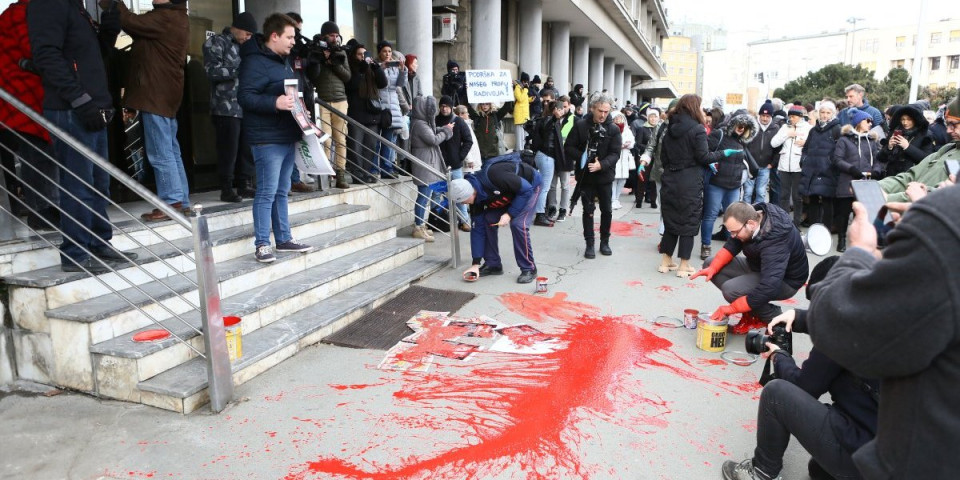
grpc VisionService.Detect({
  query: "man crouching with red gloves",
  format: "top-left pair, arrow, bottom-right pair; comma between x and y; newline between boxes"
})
691,202 -> 809,333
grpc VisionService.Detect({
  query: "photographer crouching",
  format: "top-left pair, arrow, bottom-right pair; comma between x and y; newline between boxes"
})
722,257 -> 878,480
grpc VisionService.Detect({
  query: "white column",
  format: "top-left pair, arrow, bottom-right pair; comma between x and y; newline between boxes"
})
397,1 -> 433,91
518,0 -> 543,77
588,48 -> 604,100
472,0 -> 501,70
603,57 -> 616,95
623,70 -> 633,106
549,22 -> 571,94
614,64 -> 624,107
571,37 -> 590,93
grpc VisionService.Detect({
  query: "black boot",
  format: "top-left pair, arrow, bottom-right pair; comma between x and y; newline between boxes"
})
220,188 -> 242,203
534,213 -> 554,227
584,239 -> 596,259
236,180 -> 256,198
599,238 -> 612,256
836,236 -> 846,252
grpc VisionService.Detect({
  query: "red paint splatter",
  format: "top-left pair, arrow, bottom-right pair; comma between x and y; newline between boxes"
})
285,316 -> 757,479
626,280 -> 644,287
683,282 -> 701,289
498,292 -> 600,323
656,285 -> 676,292
329,381 -> 388,391
697,359 -> 726,367
496,325 -> 554,347
741,420 -> 758,433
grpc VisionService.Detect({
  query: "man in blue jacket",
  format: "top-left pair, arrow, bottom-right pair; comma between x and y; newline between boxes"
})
238,13 -> 313,263
449,155 -> 542,284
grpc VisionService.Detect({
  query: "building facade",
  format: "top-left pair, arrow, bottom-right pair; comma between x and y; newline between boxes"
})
658,36 -> 698,100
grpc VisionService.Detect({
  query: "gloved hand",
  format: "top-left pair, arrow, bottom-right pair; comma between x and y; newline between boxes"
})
690,246 -> 734,282
75,101 -> 111,132
100,7 -> 121,37
711,296 -> 751,321
722,148 -> 743,157
847,165 -> 865,179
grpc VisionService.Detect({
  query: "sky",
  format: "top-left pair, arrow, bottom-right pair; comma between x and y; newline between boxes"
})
664,0 -> 955,40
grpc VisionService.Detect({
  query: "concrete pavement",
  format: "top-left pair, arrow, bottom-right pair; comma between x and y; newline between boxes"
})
0,197 -> 829,480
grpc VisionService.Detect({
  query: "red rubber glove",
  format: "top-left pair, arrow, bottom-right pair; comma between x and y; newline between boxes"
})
711,296 -> 751,321
690,247 -> 734,282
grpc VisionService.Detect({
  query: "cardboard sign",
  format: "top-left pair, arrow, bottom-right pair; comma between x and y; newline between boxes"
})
284,79 -> 334,175
465,70 -> 514,103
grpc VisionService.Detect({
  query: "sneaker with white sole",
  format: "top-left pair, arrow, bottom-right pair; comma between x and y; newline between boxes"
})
275,240 -> 313,253
721,459 -> 780,480
255,245 -> 276,263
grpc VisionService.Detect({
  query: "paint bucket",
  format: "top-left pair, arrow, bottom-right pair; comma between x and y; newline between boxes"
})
535,276 -> 548,294
682,309 -> 699,329
223,316 -> 242,362
696,314 -> 728,352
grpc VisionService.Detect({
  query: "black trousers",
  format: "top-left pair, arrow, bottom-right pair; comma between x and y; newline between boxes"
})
754,379 -> 865,480
212,115 -> 254,190
0,129 -> 59,216
580,181 -> 612,241
660,233 -> 694,259
805,195 -> 834,227
833,197 -> 854,238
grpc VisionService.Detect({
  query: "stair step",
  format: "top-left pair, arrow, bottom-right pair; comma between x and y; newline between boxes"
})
48,220 -> 394,323
90,237 -> 423,360
137,256 -> 447,404
2,204 -> 369,289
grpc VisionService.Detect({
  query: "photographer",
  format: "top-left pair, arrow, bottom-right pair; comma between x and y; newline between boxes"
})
564,92 -> 622,258
723,257 -> 878,480
305,21 -> 351,189
441,60 -> 467,107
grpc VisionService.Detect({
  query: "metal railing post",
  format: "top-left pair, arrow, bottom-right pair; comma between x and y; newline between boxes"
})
446,168 -> 461,268
191,206 -> 232,412
0,162 -> 15,241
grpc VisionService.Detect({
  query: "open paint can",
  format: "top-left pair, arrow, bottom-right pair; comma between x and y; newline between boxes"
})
223,316 -> 243,362
535,276 -> 548,294
696,314 -> 728,352
682,309 -> 699,329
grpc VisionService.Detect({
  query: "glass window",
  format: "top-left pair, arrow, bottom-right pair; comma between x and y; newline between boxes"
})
950,55 -> 960,70
895,36 -> 906,48
931,57 -> 941,71
893,59 -> 905,68
951,30 -> 960,42
930,32 -> 942,44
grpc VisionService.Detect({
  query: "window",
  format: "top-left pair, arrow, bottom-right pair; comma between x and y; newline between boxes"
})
859,39 -> 878,52
931,57 -> 941,71
893,59 -> 905,69
929,83 -> 938,89
930,32 -> 942,45
949,82 -> 957,89
950,55 -> 959,70
895,36 -> 906,48
951,30 -> 960,42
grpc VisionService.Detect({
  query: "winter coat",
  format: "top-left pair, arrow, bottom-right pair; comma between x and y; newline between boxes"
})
706,112 -> 759,190
658,113 -> 724,236
467,103 -> 513,159
529,113 -> 567,169
401,71 -> 422,107
436,112 -> 473,170
614,123 -> 635,179
837,100 -> 884,130
513,83 -> 532,125
118,2 -> 188,118
440,69 -> 467,107
203,28 -> 243,118
799,118 -> 841,197
772,121 -> 811,173
879,142 -> 960,202
28,0 -> 116,114
0,0 -> 48,142
345,61 -> 388,126
569,85 -> 585,108
529,84 -> 543,118
877,104 -> 935,178
563,114 -> 623,186
378,64 -> 406,129
746,121 -> 779,169
309,49 -> 350,103
642,121 -> 666,183
833,125 -> 881,198
807,185 -> 960,479
410,96 -> 453,186
721,202 -> 809,309
237,35 -> 302,145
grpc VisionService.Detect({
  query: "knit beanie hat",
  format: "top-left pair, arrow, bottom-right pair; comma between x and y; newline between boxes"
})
449,179 -> 475,204
532,75 -> 542,85
320,21 -> 339,36
758,100 -> 774,116
376,39 -> 392,53
667,98 -> 679,111
788,104 -> 806,117
232,12 -> 257,34
520,72 -> 530,82
946,88 -> 960,123
439,95 -> 455,108
447,60 -> 460,72
848,108 -> 872,127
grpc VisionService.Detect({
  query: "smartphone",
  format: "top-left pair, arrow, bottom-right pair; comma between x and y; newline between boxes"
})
851,180 -> 892,224
385,61 -> 401,68
893,129 -> 903,138
945,159 -> 960,177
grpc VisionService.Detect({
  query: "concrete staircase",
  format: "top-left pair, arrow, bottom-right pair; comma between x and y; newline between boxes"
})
3,181 -> 446,413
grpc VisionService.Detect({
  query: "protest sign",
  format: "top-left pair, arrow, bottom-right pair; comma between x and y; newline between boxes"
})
465,70 -> 514,104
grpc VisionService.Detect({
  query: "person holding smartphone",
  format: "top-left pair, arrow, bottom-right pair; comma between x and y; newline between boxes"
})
832,109 -> 880,252
373,40 -> 406,178
877,104 -> 935,178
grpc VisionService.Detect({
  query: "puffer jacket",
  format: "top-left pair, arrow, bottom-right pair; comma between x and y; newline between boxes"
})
467,102 -> 513,159
378,64 -> 406,129
118,1 -> 188,118
746,121 -> 779,169
877,103 -> 935,178
833,125 -> 881,198
563,114 -> 623,185
772,121 -> 812,173
410,96 -> 453,186
799,117 -> 841,197
706,112 -> 759,189
1,0 -> 48,142
309,49 -> 350,103
202,28 -> 243,118
237,34 -> 302,145
513,83 -> 531,125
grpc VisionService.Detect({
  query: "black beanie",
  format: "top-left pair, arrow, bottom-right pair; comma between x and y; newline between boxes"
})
320,21 -> 339,36
447,60 -> 460,72
439,95 -> 455,108
377,39 -> 392,53
232,12 -> 257,34
520,72 -> 530,82
758,100 -> 774,116
532,75 -> 542,84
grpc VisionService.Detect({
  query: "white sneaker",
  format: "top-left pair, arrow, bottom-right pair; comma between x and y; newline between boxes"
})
412,225 -> 435,242
612,201 -> 623,210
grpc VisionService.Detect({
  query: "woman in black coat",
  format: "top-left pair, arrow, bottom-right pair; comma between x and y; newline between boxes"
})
832,111 -> 881,252
877,104 -> 935,178
799,101 -> 842,226
657,94 -> 727,277
344,41 -> 388,184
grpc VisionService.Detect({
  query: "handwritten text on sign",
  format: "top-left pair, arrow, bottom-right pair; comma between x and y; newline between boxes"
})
466,70 -> 514,103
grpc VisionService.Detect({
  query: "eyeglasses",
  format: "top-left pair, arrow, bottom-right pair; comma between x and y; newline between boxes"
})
727,223 -> 747,236
947,121 -> 960,129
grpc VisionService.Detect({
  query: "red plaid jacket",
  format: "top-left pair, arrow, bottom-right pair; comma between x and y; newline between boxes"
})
0,0 -> 49,142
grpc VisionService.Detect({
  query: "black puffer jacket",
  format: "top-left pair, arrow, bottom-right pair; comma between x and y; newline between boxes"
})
658,112 -> 725,236
721,202 -> 809,310
877,104 -> 935,177
747,121 -> 781,169
564,114 -> 622,185
706,111 -> 759,189
800,117 -> 842,197
344,58 -> 388,126
436,112 -> 473,170
833,125 -> 881,198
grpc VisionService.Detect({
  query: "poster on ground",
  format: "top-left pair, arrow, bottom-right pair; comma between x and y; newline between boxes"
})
465,70 -> 514,104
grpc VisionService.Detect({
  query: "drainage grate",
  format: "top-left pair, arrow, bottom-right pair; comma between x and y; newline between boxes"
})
322,286 -> 476,350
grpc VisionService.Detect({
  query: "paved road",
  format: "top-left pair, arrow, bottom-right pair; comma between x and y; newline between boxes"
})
1,199 -> 828,480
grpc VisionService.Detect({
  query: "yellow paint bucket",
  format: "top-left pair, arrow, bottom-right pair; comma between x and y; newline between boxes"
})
696,314 -> 728,352
223,316 -> 242,361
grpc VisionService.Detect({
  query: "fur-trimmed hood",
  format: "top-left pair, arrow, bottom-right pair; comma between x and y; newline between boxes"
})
723,111 -> 759,143
841,124 -> 879,141
888,103 -> 930,134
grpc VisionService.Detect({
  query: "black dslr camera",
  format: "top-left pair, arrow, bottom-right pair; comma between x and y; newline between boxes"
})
585,121 -> 606,162
295,33 -> 345,63
745,324 -> 793,355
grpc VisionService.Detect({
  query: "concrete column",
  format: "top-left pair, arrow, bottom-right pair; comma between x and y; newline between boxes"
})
518,0 -> 543,77
472,0 -> 501,70
624,70 -> 634,107
613,65 -> 629,108
588,48 -> 604,100
397,1 -> 433,92
571,37 -> 590,93
603,57 -> 616,95
549,22 -> 571,94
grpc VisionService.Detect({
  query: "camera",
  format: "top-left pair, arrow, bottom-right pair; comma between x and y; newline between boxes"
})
745,324 -> 792,355
586,121 -> 606,162
294,32 -> 345,63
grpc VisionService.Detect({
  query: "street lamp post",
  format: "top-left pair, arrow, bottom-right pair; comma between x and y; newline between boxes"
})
909,0 -> 928,103
846,16 -> 865,65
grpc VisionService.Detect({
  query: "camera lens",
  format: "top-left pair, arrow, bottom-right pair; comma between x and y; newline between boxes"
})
744,329 -> 770,355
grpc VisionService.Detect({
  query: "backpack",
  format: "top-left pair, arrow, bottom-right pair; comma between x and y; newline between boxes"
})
476,151 -> 530,193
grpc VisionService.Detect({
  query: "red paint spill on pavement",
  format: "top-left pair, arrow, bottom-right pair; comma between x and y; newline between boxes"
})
626,280 -> 644,287
697,359 -> 727,366
498,292 -> 600,322
656,285 -> 676,292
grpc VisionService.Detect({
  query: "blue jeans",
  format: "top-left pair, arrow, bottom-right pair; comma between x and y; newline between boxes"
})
141,112 -> 190,206
534,151 -> 554,214
45,109 -> 113,265
701,177 -> 741,246
251,143 -> 296,247
742,167 -> 771,203
414,184 -> 432,226
449,168 -> 469,224
375,128 -> 399,175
